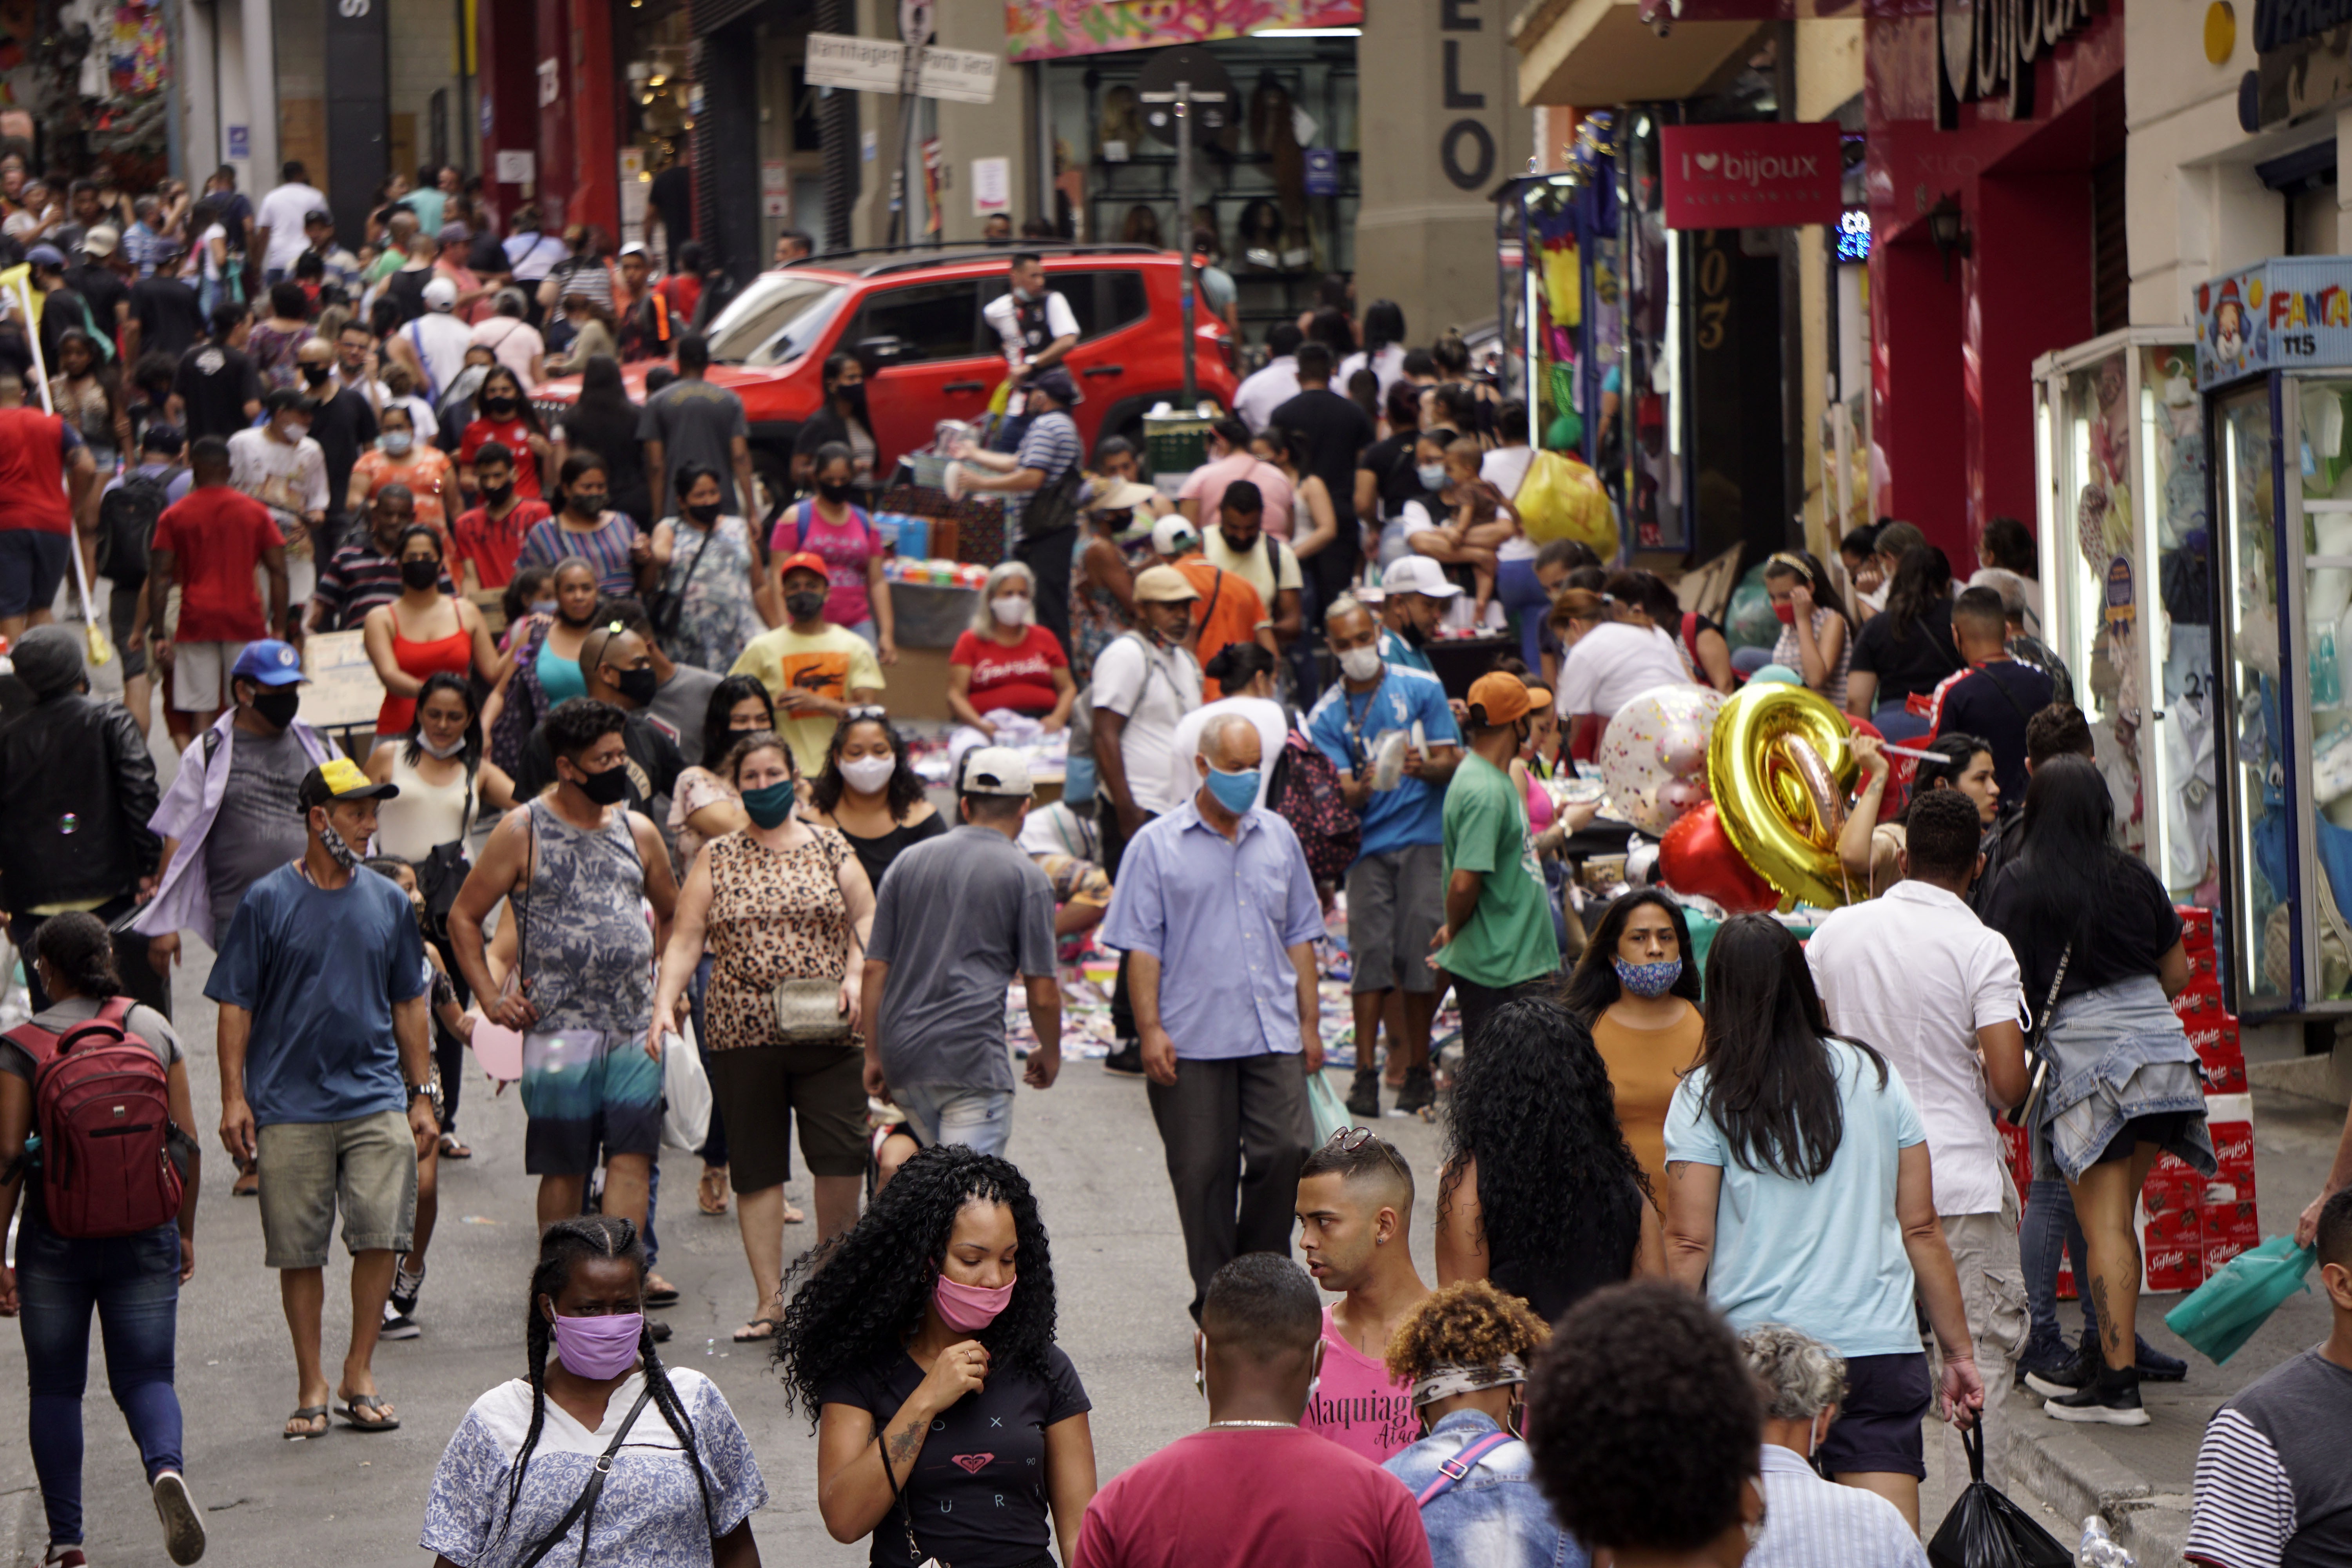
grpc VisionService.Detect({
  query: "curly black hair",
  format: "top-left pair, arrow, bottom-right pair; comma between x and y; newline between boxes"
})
773,1145 -> 1058,1426
1526,1281 -> 1759,1552
1439,997 -> 1651,1281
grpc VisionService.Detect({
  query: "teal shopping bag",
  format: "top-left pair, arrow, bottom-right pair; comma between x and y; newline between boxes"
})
2163,1236 -> 2318,1366
1305,1068 -> 1353,1145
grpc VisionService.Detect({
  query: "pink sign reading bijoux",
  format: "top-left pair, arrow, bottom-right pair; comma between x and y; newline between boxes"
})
1660,122 -> 1843,230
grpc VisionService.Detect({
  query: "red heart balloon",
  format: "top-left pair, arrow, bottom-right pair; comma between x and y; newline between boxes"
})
1659,802 -> 1779,914
1843,714 -> 1900,827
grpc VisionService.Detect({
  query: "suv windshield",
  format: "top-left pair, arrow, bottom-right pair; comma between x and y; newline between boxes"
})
705,276 -> 847,367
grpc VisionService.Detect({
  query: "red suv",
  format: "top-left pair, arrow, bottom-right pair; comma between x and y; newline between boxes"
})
532,243 -> 1237,512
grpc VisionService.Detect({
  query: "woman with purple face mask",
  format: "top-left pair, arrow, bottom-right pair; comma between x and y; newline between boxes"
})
779,1145 -> 1098,1568
421,1215 -> 768,1567
1559,889 -> 1706,1204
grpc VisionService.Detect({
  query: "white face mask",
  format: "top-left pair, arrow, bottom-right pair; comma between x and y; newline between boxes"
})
1338,645 -> 1383,683
417,731 -> 466,759
1417,463 -> 1448,490
990,595 -> 1030,626
838,754 -> 896,794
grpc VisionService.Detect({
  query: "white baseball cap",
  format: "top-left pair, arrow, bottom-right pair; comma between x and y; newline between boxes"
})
1379,557 -> 1464,598
958,746 -> 1034,798
1150,515 -> 1200,557
421,276 -> 459,311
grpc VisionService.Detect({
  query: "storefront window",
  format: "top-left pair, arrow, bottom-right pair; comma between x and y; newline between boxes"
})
2215,383 -> 2286,1007
620,2 -> 694,250
2295,379 -> 2352,999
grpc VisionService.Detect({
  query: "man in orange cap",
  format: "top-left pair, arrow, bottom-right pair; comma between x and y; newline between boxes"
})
1434,670 -> 1561,1051
729,548 -> 886,774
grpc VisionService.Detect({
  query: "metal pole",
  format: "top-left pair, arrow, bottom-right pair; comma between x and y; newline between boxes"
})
1178,78 -> 1194,407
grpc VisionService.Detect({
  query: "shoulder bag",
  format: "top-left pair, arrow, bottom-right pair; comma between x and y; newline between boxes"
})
771,834 -> 855,1045
2011,940 -> 2072,1130
647,517 -> 720,641
513,1382 -> 657,1568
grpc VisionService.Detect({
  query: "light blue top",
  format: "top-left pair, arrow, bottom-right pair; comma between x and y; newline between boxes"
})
536,635 -> 589,707
1377,626 -> 1436,676
1305,661 -> 1460,859
1747,1444 -> 1926,1568
1663,1037 -> 1928,1357
1098,800 -> 1326,1060
1383,1410 -> 1582,1568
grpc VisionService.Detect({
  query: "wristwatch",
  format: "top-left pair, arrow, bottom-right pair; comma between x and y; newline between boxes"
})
407,1081 -> 443,1114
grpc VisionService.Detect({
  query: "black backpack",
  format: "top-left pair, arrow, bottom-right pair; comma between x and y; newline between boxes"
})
94,470 -> 169,582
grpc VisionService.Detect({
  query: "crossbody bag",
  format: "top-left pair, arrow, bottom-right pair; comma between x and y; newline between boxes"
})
513,1383 -> 656,1568
647,517 -> 720,640
2012,940 -> 2073,1129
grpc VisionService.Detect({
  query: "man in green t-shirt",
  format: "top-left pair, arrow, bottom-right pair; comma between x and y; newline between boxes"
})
1434,670 -> 1561,1051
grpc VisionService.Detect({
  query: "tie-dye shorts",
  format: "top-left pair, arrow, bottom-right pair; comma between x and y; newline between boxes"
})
519,1027 -> 664,1176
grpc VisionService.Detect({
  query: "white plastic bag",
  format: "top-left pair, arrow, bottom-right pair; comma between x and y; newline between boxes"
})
661,1022 -> 711,1153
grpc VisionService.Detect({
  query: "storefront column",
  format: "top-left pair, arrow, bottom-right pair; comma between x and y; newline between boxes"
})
569,0 -> 619,240
1965,174 -> 2093,547
1869,234 -> 1965,555
477,0 -> 537,215
699,16 -> 760,282
238,0 -> 277,185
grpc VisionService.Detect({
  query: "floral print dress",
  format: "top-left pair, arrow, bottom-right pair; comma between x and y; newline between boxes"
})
659,514 -> 766,672
702,826 -> 856,1053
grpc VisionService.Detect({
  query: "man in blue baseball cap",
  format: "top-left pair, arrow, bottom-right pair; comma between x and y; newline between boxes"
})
136,639 -> 337,1124
25,241 -> 101,376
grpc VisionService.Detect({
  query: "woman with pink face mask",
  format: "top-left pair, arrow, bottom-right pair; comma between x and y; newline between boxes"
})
779,1145 -> 1098,1568
421,1215 -> 768,1568
1761,548 -> 1854,707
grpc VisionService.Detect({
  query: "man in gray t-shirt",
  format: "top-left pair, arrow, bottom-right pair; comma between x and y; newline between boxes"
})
205,723 -> 312,938
635,332 -> 753,517
861,747 -> 1061,1158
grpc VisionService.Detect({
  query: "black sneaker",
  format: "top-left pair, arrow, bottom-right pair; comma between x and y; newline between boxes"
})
1103,1041 -> 1145,1078
2022,1339 -> 2098,1399
2136,1336 -> 2189,1383
1392,1066 -> 1435,1116
2043,1364 -> 2149,1426
1345,1069 -> 1381,1120
379,1299 -> 420,1341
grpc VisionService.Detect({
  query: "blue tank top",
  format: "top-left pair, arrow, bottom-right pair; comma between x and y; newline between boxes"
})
536,637 -> 588,706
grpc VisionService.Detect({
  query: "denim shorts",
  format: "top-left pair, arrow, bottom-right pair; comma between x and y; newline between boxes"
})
256,1109 -> 417,1268
894,1083 -> 1015,1160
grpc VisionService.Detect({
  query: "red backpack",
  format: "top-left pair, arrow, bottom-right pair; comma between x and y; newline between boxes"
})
4,997 -> 184,1238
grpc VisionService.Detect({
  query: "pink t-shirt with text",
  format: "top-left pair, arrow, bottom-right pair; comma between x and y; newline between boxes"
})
1300,1305 -> 1420,1464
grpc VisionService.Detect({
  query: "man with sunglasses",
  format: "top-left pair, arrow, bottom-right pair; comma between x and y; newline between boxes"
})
511,619 -> 686,831
1296,1128 -> 1430,1461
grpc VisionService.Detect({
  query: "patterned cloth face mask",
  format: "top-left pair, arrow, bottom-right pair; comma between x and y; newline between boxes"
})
1613,956 -> 1682,998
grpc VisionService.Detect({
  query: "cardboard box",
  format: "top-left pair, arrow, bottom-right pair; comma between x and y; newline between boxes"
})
2201,1197 -> 2261,1251
2172,983 -> 2227,1025
2212,1120 -> 2257,1190
2179,904 -> 2215,951
2204,1236 -> 2252,1276
2190,1023 -> 2248,1093
2141,1205 -> 2205,1292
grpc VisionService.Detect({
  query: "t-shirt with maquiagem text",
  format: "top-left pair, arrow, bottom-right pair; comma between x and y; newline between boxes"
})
1302,1306 -> 1420,1464
1436,752 -> 1559,989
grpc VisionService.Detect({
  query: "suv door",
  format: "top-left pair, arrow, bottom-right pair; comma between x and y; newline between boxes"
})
1043,267 -> 1153,449
842,278 -> 993,469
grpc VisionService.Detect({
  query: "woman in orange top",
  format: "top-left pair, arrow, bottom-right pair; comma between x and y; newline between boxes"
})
1559,889 -> 1706,1199
347,403 -> 456,544
362,524 -> 503,740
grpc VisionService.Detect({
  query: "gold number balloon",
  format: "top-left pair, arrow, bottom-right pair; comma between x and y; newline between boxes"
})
1705,682 -> 1861,909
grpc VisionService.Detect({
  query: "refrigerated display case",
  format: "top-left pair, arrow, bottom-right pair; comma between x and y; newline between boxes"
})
2195,258 -> 2352,1015
2032,330 -> 2216,916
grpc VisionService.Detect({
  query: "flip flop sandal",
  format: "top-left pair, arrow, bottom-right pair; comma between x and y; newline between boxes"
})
644,1281 -> 681,1307
732,1318 -> 780,1342
281,1405 -> 330,1440
783,1201 -> 806,1224
697,1169 -> 730,1216
438,1134 -> 472,1159
337,1393 -> 400,1432
232,1174 -> 260,1198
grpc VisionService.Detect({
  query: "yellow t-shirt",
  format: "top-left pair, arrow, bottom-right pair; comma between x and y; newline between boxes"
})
1590,999 -> 1706,1201
729,623 -> 886,775
1201,529 -> 1301,614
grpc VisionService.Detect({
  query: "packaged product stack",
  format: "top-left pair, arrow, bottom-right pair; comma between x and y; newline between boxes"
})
1996,905 -> 2252,1296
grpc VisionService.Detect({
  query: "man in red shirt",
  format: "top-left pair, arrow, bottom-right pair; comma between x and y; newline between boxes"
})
0,373 -> 99,640
147,435 -> 289,738
448,441 -> 548,591
1073,1254 -> 1432,1568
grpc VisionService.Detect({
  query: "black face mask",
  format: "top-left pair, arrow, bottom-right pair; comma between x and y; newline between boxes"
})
300,363 -> 332,387
569,759 -> 632,805
1399,621 -> 1428,648
557,601 -> 597,627
400,557 -> 440,590
838,384 -> 868,423
1219,527 -> 1258,554
685,501 -> 722,524
611,665 -> 659,707
482,395 -> 518,416
251,688 -> 301,729
481,480 -> 513,505
817,481 -> 852,505
568,490 -> 608,517
786,590 -> 826,622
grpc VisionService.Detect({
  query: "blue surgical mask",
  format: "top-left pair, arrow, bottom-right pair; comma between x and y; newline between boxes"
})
1613,956 -> 1683,999
380,430 -> 414,456
741,779 -> 796,829
1203,765 -> 1260,813
1417,463 -> 1448,490
529,599 -> 558,615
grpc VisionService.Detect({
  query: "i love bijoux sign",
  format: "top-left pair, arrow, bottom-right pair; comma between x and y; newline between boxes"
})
1660,123 -> 1842,231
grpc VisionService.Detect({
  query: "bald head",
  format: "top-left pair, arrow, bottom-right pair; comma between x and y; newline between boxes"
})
1200,713 -> 1264,771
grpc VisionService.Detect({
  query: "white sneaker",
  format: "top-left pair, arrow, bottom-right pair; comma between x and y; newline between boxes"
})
152,1470 -> 207,1564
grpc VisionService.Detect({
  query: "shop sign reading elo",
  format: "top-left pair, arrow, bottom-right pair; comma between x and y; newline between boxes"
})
1935,0 -> 2099,128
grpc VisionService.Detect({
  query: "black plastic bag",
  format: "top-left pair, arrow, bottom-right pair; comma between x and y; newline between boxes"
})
1927,1423 -> 2073,1568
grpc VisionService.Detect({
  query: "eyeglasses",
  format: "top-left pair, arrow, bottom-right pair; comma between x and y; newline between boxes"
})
843,704 -> 888,722
1319,1125 -> 1414,1181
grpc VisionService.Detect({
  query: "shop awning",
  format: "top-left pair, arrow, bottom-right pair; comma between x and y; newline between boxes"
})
1514,0 -> 1762,105
1008,0 -> 1365,63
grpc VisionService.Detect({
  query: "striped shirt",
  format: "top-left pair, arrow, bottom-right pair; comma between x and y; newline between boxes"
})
2186,1350 -> 2352,1568
520,512 -> 642,599
1007,410 -> 1082,545
310,541 -> 456,632
1747,1443 -> 1925,1568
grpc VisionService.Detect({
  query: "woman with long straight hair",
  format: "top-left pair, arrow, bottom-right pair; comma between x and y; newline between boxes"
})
1435,996 -> 1664,1323
421,1216 -> 766,1566
1559,889 -> 1704,1199
1978,755 -> 2210,1427
1662,915 -> 1982,1531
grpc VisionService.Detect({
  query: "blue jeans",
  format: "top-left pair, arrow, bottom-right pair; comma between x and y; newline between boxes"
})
893,1084 -> 1015,1158
16,1214 -> 185,1548
1497,556 -> 1552,671
2020,1121 -> 2094,1355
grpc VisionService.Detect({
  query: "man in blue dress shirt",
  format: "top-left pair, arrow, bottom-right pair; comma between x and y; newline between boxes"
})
1102,711 -> 1328,1323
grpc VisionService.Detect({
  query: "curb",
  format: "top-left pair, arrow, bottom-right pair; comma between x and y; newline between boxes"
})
2007,1407 -> 2193,1566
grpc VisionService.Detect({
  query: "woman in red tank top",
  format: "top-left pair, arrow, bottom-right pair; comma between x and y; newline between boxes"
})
363,523 -> 504,738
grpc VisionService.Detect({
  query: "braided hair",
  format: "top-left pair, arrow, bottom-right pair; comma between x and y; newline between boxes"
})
495,1216 -> 716,1554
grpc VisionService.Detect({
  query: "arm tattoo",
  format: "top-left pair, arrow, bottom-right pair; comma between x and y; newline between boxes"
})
887,1422 -> 923,1466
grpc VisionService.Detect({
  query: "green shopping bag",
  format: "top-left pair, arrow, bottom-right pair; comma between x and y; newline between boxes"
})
1305,1068 -> 1353,1145
2163,1236 -> 2318,1366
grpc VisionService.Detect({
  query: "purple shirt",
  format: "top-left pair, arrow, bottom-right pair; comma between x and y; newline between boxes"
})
1099,799 -> 1326,1060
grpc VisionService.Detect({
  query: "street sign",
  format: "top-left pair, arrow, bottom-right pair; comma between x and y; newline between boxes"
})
804,31 -> 1000,104
1136,45 -> 1232,146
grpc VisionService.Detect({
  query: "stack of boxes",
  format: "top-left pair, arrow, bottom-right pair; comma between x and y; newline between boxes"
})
1997,906 -> 2255,1296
